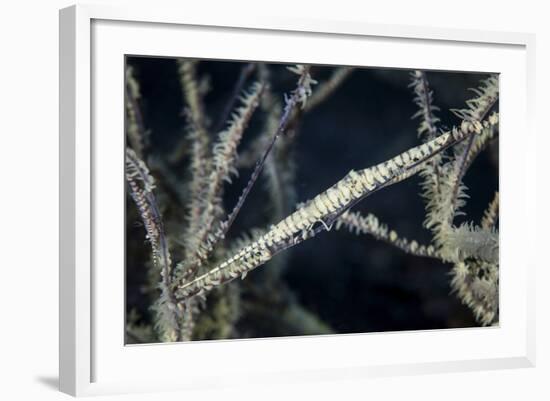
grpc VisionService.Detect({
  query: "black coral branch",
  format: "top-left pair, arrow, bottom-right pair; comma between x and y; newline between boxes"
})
335,210 -> 437,258
125,148 -> 180,340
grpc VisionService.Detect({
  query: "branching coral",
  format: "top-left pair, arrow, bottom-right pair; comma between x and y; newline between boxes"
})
126,148 -> 180,341
176,81 -> 266,278
175,122 -> 492,299
125,60 -> 499,343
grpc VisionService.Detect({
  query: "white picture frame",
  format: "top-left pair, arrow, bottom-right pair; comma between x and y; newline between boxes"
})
59,3 -> 536,397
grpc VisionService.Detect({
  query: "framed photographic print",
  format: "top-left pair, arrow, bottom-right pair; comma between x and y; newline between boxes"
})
59,3 -> 536,396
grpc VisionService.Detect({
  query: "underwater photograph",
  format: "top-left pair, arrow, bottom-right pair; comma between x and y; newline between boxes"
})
124,56 -> 499,344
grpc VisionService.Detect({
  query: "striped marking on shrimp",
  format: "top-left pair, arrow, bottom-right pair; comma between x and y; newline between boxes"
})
361,170 -> 376,190
372,167 -> 386,185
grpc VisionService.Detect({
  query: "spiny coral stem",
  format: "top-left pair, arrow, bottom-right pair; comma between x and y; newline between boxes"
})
178,60 -> 208,132
304,67 -> 354,112
125,148 -> 181,339
261,94 -> 287,218
211,82 -> 267,188
175,124 -> 474,300
256,64 -> 294,221
463,118 -> 499,172
335,210 -> 437,258
410,70 -> 440,141
481,192 -> 499,230
179,110 -> 210,257
214,63 -> 256,133
179,82 -> 266,278
450,132 -> 476,214
253,83 -> 295,221
125,66 -> 148,158
425,113 -> 499,250
175,60 -> 210,163
125,149 -> 170,277
218,65 -> 315,238
448,117 -> 497,223
448,76 -> 499,224
410,70 -> 442,196
450,260 -> 498,326
175,61 -> 214,262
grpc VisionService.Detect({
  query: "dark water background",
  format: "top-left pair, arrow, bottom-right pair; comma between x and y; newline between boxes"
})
126,56 -> 498,338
